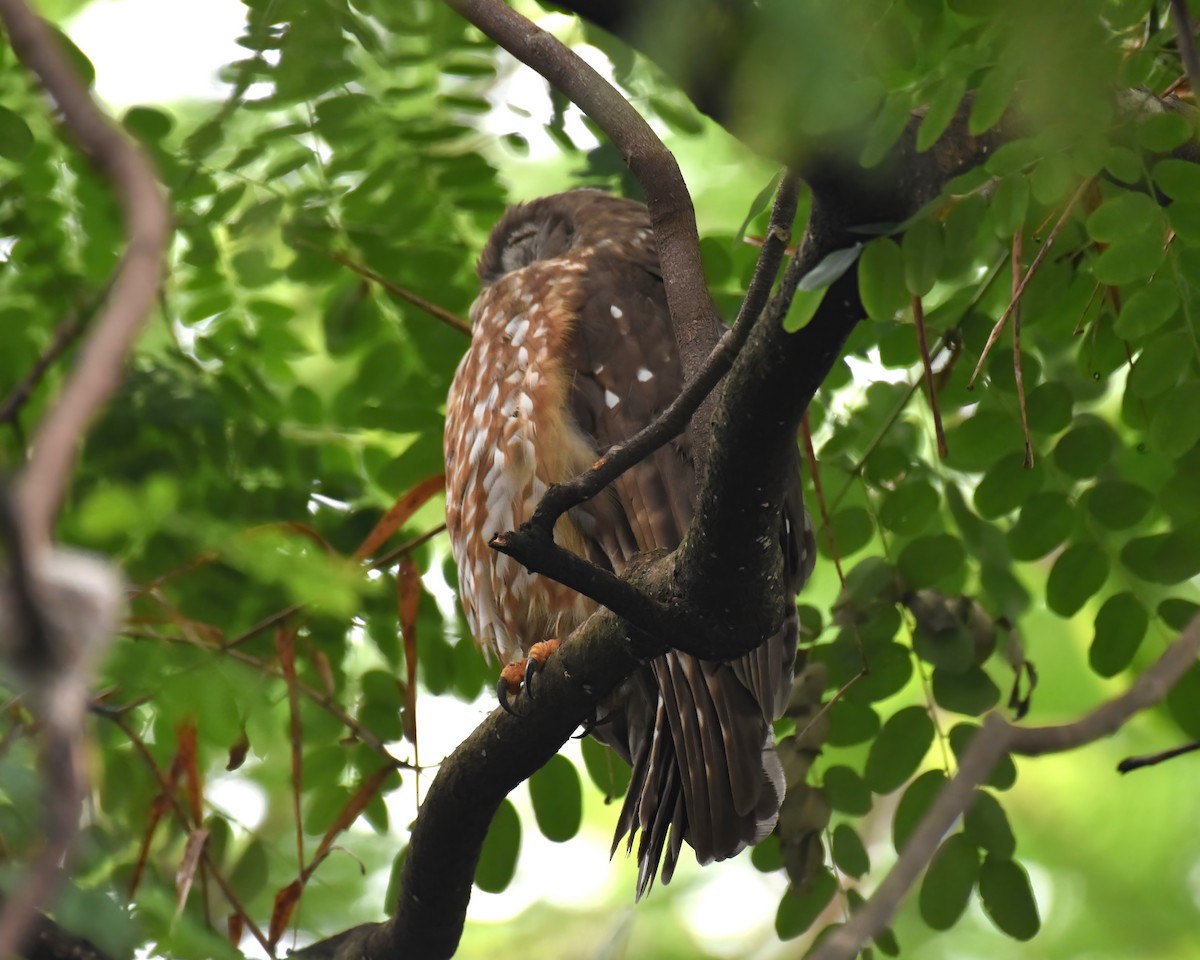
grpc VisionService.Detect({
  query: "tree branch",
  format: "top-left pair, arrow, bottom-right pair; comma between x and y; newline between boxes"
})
808,611 -> 1200,960
1,0 -> 171,548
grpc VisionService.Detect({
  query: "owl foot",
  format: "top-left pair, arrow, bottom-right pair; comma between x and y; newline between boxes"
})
496,639 -> 562,715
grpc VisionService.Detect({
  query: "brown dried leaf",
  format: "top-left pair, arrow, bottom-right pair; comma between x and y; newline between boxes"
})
353,473 -> 445,561
268,879 -> 303,948
226,729 -> 250,772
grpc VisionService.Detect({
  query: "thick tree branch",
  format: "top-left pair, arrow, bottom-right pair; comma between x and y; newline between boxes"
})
809,611 -> 1200,960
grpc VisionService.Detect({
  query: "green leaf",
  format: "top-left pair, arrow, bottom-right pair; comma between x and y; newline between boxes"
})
1053,421 -> 1113,478
917,74 -> 967,152
880,480 -> 939,534
123,105 -> 174,142
1153,157 -> 1200,200
950,723 -> 1017,790
1007,491 -> 1074,560
990,176 -> 1029,239
776,868 -> 838,940
1086,191 -> 1160,243
1167,663 -> 1200,738
823,766 -> 873,815
229,838 -> 268,900
822,506 -> 875,558
1120,522 -> 1200,584
0,106 -> 34,160
832,823 -> 870,878
964,791 -> 1016,859
1168,200 -> 1200,244
979,856 -> 1041,940
1093,231 -> 1167,286
1130,330 -> 1193,398
1080,480 -> 1152,532
859,238 -> 909,321
931,666 -> 1001,715
1159,597 -> 1200,630
827,698 -> 882,746
1089,592 -> 1148,677
897,534 -> 966,589
902,217 -> 945,296
1046,541 -> 1109,617
970,64 -> 1017,135
1114,278 -> 1180,339
1136,112 -> 1193,152
974,454 -> 1042,519
1150,380 -> 1200,457
475,798 -> 521,893
919,833 -> 979,930
528,755 -> 582,842
864,706 -> 935,794
893,770 -> 948,851
799,244 -> 863,292
580,737 -> 630,800
1024,382 -> 1073,434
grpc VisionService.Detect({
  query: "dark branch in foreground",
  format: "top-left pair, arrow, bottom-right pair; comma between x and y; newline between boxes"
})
1118,739 -> 1200,773
809,612 -> 1200,960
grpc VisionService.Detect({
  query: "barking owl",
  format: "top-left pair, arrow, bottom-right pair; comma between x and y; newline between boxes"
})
443,189 -> 814,895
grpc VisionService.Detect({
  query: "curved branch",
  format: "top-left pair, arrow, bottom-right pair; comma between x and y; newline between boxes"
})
1,0 -> 171,548
809,611 -> 1200,960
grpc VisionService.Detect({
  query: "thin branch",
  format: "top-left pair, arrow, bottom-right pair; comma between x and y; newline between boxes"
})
527,173 -> 800,532
1170,0 -> 1200,100
801,412 -> 843,586
300,243 -> 471,336
0,0 -> 171,547
102,710 -> 272,955
0,315 -> 88,428
967,179 -> 1089,390
1011,232 -> 1034,467
1118,740 -> 1200,773
912,296 -> 947,459
809,610 -> 1200,960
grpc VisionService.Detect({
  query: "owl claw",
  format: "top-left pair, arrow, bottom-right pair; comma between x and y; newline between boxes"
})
495,640 -> 562,713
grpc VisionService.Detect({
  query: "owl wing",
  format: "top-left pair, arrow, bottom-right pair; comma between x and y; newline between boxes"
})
563,245 -> 812,895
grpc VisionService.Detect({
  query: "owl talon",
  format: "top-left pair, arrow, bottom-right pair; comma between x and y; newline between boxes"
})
523,657 -> 539,698
497,662 -> 526,716
523,638 -> 562,700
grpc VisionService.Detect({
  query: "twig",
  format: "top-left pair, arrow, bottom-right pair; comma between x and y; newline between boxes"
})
1011,232 -> 1034,466
1118,739 -> 1200,773
102,710 -> 272,954
0,0 -> 171,547
527,174 -> 800,533
801,412 -> 843,585
1170,0 -> 1200,100
0,316 -> 88,428
301,243 -> 471,337
808,611 -> 1200,960
912,297 -> 947,458
967,179 -> 1090,390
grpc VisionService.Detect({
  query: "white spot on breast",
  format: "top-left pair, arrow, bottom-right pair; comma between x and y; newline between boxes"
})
610,305 -> 623,319
593,363 -> 604,375
517,346 -> 529,367
636,367 -> 654,382
605,389 -> 620,409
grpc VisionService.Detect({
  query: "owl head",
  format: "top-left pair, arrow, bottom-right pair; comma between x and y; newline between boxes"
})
477,189 -> 653,285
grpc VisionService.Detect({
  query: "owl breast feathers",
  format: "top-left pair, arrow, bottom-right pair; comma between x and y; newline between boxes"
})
444,188 -> 814,896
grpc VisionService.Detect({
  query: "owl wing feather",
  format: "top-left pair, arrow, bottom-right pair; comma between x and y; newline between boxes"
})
563,244 -> 811,895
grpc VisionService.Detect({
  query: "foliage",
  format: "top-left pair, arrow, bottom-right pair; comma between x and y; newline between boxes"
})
0,0 -> 1198,958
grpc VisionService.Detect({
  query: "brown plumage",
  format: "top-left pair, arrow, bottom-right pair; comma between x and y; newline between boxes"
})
443,189 -> 814,896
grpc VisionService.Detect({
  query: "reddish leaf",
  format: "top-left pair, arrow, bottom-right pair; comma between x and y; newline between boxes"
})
175,719 -> 203,826
227,913 -> 244,946
310,764 -> 397,870
175,828 -> 210,918
353,474 -> 445,561
268,879 -> 303,948
397,556 -> 421,748
226,729 -> 250,771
